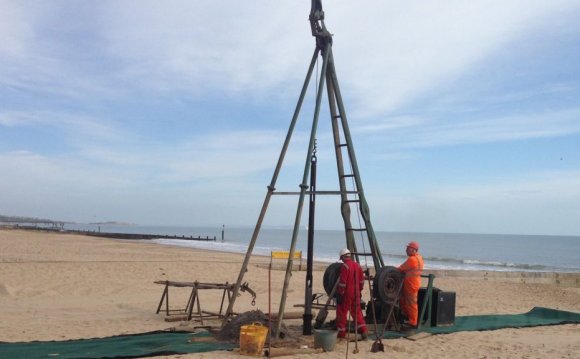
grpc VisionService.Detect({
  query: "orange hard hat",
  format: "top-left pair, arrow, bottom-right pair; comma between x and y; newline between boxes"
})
407,241 -> 419,250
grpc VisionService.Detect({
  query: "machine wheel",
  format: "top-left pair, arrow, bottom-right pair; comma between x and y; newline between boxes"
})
373,266 -> 403,303
323,262 -> 343,295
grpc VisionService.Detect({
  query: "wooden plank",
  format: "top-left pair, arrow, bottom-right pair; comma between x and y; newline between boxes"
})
294,303 -> 335,310
154,280 -> 234,289
406,332 -> 432,341
268,311 -> 312,320
164,315 -> 188,322
265,348 -> 324,357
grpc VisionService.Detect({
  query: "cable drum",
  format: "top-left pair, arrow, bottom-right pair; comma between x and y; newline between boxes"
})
373,266 -> 403,303
322,263 -> 343,295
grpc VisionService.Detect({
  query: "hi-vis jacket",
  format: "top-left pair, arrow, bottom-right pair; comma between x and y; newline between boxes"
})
398,253 -> 424,291
337,257 -> 365,302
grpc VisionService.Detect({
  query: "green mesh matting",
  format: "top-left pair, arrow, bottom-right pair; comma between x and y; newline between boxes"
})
383,306 -> 580,339
0,330 -> 236,359
1,308 -> 578,358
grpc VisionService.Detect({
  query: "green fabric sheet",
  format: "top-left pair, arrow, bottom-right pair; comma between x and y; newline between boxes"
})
0,330 -> 235,359
1,307 -> 578,358
383,306 -> 580,339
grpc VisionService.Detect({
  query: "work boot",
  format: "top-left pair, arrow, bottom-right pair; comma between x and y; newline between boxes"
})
400,323 -> 416,334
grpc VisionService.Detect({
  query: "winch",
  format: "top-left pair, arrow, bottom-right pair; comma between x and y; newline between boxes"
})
320,262 -> 455,332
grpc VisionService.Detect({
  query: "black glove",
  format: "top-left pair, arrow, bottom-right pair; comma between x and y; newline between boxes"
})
335,293 -> 343,305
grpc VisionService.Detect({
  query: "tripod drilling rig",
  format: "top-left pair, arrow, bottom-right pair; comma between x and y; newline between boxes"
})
222,0 -> 388,337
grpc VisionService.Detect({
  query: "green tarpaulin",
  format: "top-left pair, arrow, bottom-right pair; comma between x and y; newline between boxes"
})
1,307 -> 578,358
384,306 -> 580,339
0,330 -> 235,359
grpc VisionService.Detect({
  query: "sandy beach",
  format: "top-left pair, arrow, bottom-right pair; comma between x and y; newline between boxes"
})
1,229 -> 579,358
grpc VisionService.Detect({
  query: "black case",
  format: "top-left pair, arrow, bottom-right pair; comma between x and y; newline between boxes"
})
419,287 -> 456,326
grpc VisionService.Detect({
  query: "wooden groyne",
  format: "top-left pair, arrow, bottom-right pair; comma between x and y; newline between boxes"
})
78,231 -> 217,241
4,225 -> 217,241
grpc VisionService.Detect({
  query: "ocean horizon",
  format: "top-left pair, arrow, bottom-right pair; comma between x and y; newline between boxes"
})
59,223 -> 580,274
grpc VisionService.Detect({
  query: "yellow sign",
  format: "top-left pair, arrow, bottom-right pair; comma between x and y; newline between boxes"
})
271,250 -> 302,259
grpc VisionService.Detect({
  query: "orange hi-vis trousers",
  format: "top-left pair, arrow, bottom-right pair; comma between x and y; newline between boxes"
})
398,254 -> 424,326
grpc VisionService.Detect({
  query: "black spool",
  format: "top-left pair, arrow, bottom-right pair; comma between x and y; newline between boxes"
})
322,262 -> 343,295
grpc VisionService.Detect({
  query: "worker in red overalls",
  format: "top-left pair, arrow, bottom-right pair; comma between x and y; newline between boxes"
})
335,248 -> 368,339
398,241 -> 424,328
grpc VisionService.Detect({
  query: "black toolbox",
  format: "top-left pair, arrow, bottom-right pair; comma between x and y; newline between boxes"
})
418,287 -> 456,327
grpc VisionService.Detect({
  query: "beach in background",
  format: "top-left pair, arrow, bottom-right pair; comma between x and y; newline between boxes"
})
1,229 -> 579,358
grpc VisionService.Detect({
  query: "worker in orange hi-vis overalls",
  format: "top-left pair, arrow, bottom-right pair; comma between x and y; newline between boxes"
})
335,248 -> 368,339
398,241 -> 424,328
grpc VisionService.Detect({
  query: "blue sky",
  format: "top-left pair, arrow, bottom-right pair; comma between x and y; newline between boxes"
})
1,1 -> 579,236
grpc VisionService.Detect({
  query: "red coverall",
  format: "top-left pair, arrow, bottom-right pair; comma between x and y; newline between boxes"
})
398,253 -> 424,326
336,256 -> 368,338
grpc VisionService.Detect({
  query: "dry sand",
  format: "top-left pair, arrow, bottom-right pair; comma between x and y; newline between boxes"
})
1,229 -> 579,358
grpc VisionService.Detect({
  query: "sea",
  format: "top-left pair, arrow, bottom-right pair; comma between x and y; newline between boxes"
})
63,223 -> 580,274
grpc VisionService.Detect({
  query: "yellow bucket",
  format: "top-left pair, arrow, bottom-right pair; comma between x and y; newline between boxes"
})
239,322 -> 269,356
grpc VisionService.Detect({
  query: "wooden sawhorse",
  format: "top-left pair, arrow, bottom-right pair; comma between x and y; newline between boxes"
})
154,280 -> 234,324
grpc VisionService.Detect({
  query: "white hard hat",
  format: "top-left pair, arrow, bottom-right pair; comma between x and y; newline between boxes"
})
339,248 -> 351,258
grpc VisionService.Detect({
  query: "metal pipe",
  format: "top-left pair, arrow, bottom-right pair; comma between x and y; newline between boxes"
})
303,148 -> 317,335
272,190 -> 359,195
222,47 -> 321,327
275,42 -> 331,337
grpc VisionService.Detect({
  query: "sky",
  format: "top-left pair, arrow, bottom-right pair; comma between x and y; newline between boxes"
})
1,0 -> 580,236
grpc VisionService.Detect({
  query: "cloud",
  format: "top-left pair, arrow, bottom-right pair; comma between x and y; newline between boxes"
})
156,130 -> 305,181
0,108 -> 307,182
95,1 -> 310,97
0,150 -> 131,193
0,144 -> 285,225
91,0 -> 580,115
427,170 -> 580,200
0,110 -> 123,140
329,0 -> 580,118
372,170 -> 580,235
3,1 -> 580,116
0,1 -> 36,58
356,107 -> 580,149
1,1 -> 579,233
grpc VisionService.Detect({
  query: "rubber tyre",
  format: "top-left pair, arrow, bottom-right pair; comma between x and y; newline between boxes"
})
322,262 -> 343,295
373,266 -> 403,303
